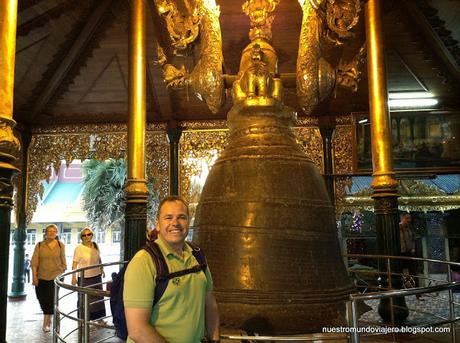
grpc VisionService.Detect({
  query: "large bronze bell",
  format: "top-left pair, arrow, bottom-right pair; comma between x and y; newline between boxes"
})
192,3 -> 355,329
193,51 -> 355,332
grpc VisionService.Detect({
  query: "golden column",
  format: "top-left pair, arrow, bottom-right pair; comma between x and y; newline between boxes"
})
124,0 -> 149,260
0,0 -> 20,341
365,0 -> 408,324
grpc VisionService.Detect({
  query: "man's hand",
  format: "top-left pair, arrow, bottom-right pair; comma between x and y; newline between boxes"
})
205,292 -> 220,341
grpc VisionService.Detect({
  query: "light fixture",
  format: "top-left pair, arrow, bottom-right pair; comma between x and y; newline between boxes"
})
358,119 -> 368,124
388,91 -> 438,110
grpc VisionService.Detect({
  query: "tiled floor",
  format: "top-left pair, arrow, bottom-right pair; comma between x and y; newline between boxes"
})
6,283 -> 460,342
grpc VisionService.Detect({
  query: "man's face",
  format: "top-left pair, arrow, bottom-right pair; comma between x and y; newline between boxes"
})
155,200 -> 190,250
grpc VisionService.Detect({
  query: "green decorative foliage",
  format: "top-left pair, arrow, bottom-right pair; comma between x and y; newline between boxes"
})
81,158 -> 159,231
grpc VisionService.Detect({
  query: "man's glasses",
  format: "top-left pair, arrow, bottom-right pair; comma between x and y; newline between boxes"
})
81,233 -> 93,238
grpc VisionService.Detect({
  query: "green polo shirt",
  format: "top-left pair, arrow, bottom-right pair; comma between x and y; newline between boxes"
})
123,237 -> 213,343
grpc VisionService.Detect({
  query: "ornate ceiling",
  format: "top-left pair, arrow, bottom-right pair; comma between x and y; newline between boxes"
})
12,0 -> 460,127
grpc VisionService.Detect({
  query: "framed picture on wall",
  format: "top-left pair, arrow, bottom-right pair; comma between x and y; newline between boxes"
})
353,111 -> 460,172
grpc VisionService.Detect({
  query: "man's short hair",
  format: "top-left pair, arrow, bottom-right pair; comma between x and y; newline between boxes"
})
157,196 -> 190,218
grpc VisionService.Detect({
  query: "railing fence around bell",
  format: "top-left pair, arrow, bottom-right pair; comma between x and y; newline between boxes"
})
54,256 -> 460,343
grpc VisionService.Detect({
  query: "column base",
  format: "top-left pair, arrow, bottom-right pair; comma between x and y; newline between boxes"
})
7,292 -> 26,300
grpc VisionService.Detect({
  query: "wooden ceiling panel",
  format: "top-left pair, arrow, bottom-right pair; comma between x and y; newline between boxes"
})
10,0 -> 460,126
13,2 -> 93,117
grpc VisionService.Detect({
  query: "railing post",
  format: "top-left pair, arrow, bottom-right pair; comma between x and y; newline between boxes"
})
78,272 -> 84,343
446,264 -> 456,343
83,293 -> 90,343
386,257 -> 395,327
53,280 -> 59,343
350,299 -> 360,343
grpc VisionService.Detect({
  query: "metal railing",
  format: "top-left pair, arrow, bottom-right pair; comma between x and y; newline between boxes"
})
54,255 -> 460,342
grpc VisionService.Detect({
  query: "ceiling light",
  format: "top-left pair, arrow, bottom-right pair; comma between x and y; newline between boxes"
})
388,92 -> 434,99
388,98 -> 438,109
387,91 -> 438,109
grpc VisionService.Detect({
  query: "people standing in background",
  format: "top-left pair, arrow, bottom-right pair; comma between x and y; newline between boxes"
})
24,253 -> 31,283
31,224 -> 67,332
399,212 -> 423,299
72,227 -> 106,321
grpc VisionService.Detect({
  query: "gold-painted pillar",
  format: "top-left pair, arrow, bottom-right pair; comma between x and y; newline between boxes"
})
124,0 -> 148,261
0,0 -> 20,341
365,0 -> 408,325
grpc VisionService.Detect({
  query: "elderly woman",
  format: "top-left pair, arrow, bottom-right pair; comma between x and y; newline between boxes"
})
72,227 -> 106,321
31,224 -> 67,332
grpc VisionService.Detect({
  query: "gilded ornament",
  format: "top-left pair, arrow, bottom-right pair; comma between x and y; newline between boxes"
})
293,127 -> 324,172
296,116 -> 319,126
332,124 -> 353,174
0,118 -> 20,162
336,43 -> 366,92
157,45 -> 187,89
232,41 -> 283,107
325,0 -> 361,45
155,0 -> 225,113
180,120 -> 228,130
242,0 -> 280,41
335,114 -> 353,125
155,0 -> 200,51
296,0 -> 335,115
188,0 -> 225,113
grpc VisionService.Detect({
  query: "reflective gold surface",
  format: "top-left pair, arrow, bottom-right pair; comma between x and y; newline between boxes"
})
296,0 -> 334,115
188,0 -> 224,113
128,0 -> 148,194
155,0 -> 224,113
155,0 -> 200,51
242,0 -> 279,42
364,0 -> 398,193
194,102 -> 354,333
324,0 -> 361,45
342,179 -> 460,213
0,0 -> 20,165
233,40 -> 283,107
193,2 -> 353,333
0,0 -> 18,122
337,43 -> 366,92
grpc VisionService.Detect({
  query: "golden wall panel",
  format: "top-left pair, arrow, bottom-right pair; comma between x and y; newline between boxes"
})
293,126 -> 323,172
332,124 -> 353,175
27,125 -> 169,224
179,129 -> 229,225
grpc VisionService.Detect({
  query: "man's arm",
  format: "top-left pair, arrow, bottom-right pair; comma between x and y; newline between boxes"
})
125,307 -> 168,343
205,292 -> 220,341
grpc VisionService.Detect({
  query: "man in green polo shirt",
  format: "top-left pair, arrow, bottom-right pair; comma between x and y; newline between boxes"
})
124,196 -> 220,343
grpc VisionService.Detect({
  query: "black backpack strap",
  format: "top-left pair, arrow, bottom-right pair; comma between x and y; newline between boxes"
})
186,241 -> 207,269
143,242 -> 169,307
143,241 -> 208,307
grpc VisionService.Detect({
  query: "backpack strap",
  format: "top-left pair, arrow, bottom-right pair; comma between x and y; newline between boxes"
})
143,242 -> 169,307
143,241 -> 208,307
186,241 -> 207,269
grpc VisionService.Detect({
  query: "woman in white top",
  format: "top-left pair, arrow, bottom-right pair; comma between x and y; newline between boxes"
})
72,227 -> 106,320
